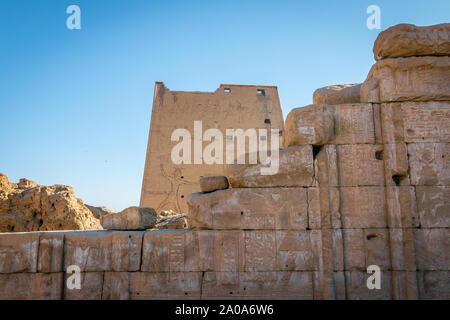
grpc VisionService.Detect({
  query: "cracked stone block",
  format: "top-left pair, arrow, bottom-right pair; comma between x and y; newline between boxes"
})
416,186 -> 450,228
201,271 -> 313,299
64,230 -> 143,272
417,271 -> 450,300
64,272 -> 103,300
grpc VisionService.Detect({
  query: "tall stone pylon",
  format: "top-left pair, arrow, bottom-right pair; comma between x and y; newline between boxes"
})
140,82 -> 284,213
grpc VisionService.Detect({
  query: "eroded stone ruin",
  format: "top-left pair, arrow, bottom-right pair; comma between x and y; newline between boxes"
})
0,23 -> 448,299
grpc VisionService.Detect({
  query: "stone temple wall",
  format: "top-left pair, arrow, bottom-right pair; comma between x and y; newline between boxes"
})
0,23 -> 448,300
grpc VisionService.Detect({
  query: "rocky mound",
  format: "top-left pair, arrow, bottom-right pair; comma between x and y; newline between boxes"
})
0,173 -> 102,232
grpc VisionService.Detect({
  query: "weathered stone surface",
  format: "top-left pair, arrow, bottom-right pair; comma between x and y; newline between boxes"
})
38,232 -> 64,273
417,271 -> 450,300
141,230 -> 202,272
361,56 -> 450,103
0,174 -> 102,233
64,272 -> 103,300
0,273 -> 62,300
313,84 -> 361,105
313,271 -> 346,300
0,233 -> 39,273
383,143 -> 410,187
277,231 -> 315,271
130,272 -> 202,299
386,186 -> 419,228
86,205 -> 114,219
380,102 -> 450,143
202,272 -> 313,299
64,231 -> 142,272
373,23 -> 450,60
153,213 -> 188,230
416,186 -> 450,228
226,146 -> 314,188
336,145 -> 385,186
408,143 -> 450,186
102,272 -> 131,300
199,176 -> 229,193
414,229 -> 449,270
389,228 -> 417,271
283,105 -> 334,147
345,271 -> 392,300
329,104 -> 376,144
101,206 -> 157,230
342,229 -> 391,271
187,188 -> 309,230
340,187 -> 387,228
391,271 -> 418,300
141,83 -> 285,213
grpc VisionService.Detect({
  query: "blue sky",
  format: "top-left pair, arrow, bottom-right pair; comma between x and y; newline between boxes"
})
0,0 -> 448,211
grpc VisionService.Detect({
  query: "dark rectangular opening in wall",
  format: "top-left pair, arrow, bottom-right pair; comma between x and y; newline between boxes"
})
264,118 -> 271,124
257,89 -> 265,96
224,88 -> 231,93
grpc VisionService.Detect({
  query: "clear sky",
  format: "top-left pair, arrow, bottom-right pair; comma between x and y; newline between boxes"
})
0,0 -> 448,211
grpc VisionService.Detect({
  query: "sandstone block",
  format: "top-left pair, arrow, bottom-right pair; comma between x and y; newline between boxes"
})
283,105 -> 334,147
187,188 -> 309,230
329,103 -> 375,144
64,231 -> 142,272
383,143 -> 410,186
364,229 -> 391,270
389,229 -> 417,271
226,146 -> 314,188
244,231 -> 276,272
391,271 -> 418,300
361,56 -> 450,103
101,206 -> 157,230
345,271 -> 392,300
373,23 -> 450,60
408,143 -> 450,186
313,271 -> 346,300
64,272 -> 103,300
38,232 -> 64,273
380,102 -> 450,143
130,272 -> 202,299
102,272 -> 131,300
0,233 -> 39,273
414,229 -> 449,270
199,176 -> 229,193
416,186 -> 450,228
336,144 -> 385,186
342,229 -> 365,271
417,271 -> 450,300
313,84 -> 361,105
0,273 -> 62,300
340,187 -> 387,228
201,271 -> 313,299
